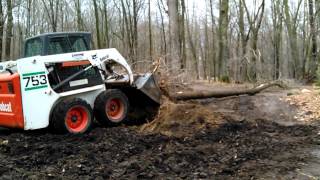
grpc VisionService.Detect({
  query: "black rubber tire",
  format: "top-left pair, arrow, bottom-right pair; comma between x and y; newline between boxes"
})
50,98 -> 93,134
94,89 -> 130,126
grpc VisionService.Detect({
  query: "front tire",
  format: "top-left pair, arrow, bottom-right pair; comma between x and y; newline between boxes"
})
94,89 -> 129,126
50,98 -> 93,134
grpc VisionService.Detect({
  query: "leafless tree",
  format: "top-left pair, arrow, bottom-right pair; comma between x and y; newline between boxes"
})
167,0 -> 180,72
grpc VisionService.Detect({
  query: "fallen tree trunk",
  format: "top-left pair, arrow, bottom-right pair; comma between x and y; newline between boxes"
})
169,82 -> 286,101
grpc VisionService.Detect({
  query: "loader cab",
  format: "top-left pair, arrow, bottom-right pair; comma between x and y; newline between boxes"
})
23,32 -> 91,57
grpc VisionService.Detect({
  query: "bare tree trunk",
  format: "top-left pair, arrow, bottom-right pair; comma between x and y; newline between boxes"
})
133,0 -> 138,65
16,2 -> 23,59
271,1 -> 283,80
26,0 -> 32,37
54,1 -> 59,31
120,0 -> 132,59
308,0 -> 318,78
238,0 -> 249,81
102,0 -> 109,48
209,0 -> 216,79
239,0 -> 247,57
186,10 -> 199,79
217,0 -> 229,79
302,1 -> 309,78
42,0 -> 59,32
5,0 -> 13,60
167,0 -> 181,72
74,0 -> 83,31
0,1 -> 3,60
179,0 -> 186,69
93,0 -> 102,49
148,0 -> 153,60
157,0 -> 167,63
60,2 -> 64,31
120,0 -> 140,69
243,0 -> 265,81
199,26 -> 206,79
284,0 -> 303,79
203,10 -> 209,78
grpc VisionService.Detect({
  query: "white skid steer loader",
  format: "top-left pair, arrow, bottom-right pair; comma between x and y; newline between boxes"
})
0,32 -> 161,134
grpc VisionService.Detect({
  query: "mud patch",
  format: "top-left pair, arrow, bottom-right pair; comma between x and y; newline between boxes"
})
0,83 -> 318,178
0,119 -> 317,179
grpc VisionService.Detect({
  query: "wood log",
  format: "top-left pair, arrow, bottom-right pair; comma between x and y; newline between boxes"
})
169,82 -> 286,101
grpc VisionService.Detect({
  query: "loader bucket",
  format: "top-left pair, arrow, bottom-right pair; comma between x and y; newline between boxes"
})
117,73 -> 161,124
134,73 -> 161,104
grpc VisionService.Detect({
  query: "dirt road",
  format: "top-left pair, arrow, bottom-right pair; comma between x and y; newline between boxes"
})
0,83 -> 319,179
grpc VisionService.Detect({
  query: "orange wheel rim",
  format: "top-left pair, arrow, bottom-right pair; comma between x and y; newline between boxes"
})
65,106 -> 89,133
106,98 -> 125,122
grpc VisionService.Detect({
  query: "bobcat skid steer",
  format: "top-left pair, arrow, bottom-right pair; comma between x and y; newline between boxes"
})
0,32 -> 160,134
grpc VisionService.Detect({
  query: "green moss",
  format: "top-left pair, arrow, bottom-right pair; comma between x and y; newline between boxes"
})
220,75 -> 230,83
315,67 -> 320,87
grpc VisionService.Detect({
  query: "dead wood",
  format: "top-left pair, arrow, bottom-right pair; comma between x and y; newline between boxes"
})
169,82 -> 286,101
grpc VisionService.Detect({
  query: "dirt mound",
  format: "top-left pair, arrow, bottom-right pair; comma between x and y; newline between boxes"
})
140,99 -> 225,137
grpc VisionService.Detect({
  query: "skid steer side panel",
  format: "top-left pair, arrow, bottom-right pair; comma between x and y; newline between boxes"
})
17,57 -> 60,130
0,73 -> 24,129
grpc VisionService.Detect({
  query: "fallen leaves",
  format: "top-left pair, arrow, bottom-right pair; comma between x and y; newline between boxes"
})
284,87 -> 320,122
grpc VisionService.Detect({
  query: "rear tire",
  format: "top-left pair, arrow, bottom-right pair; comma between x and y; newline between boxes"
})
94,89 -> 129,126
50,98 -> 93,134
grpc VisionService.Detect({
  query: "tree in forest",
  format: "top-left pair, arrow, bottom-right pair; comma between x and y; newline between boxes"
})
157,0 -> 167,62
186,4 -> 199,79
119,0 -> 141,69
284,0 -> 303,79
209,0 -> 216,79
132,0 -> 139,64
238,0 -> 250,81
148,0 -> 153,60
93,0 -> 102,49
167,0 -> 181,72
179,0 -> 186,69
26,0 -> 32,37
271,0 -> 283,80
243,0 -> 265,81
74,0 -> 84,31
42,0 -> 60,32
308,0 -> 318,78
5,0 -> 13,60
102,0 -> 110,48
217,0 -> 229,79
202,3 -> 209,79
0,1 -> 4,60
